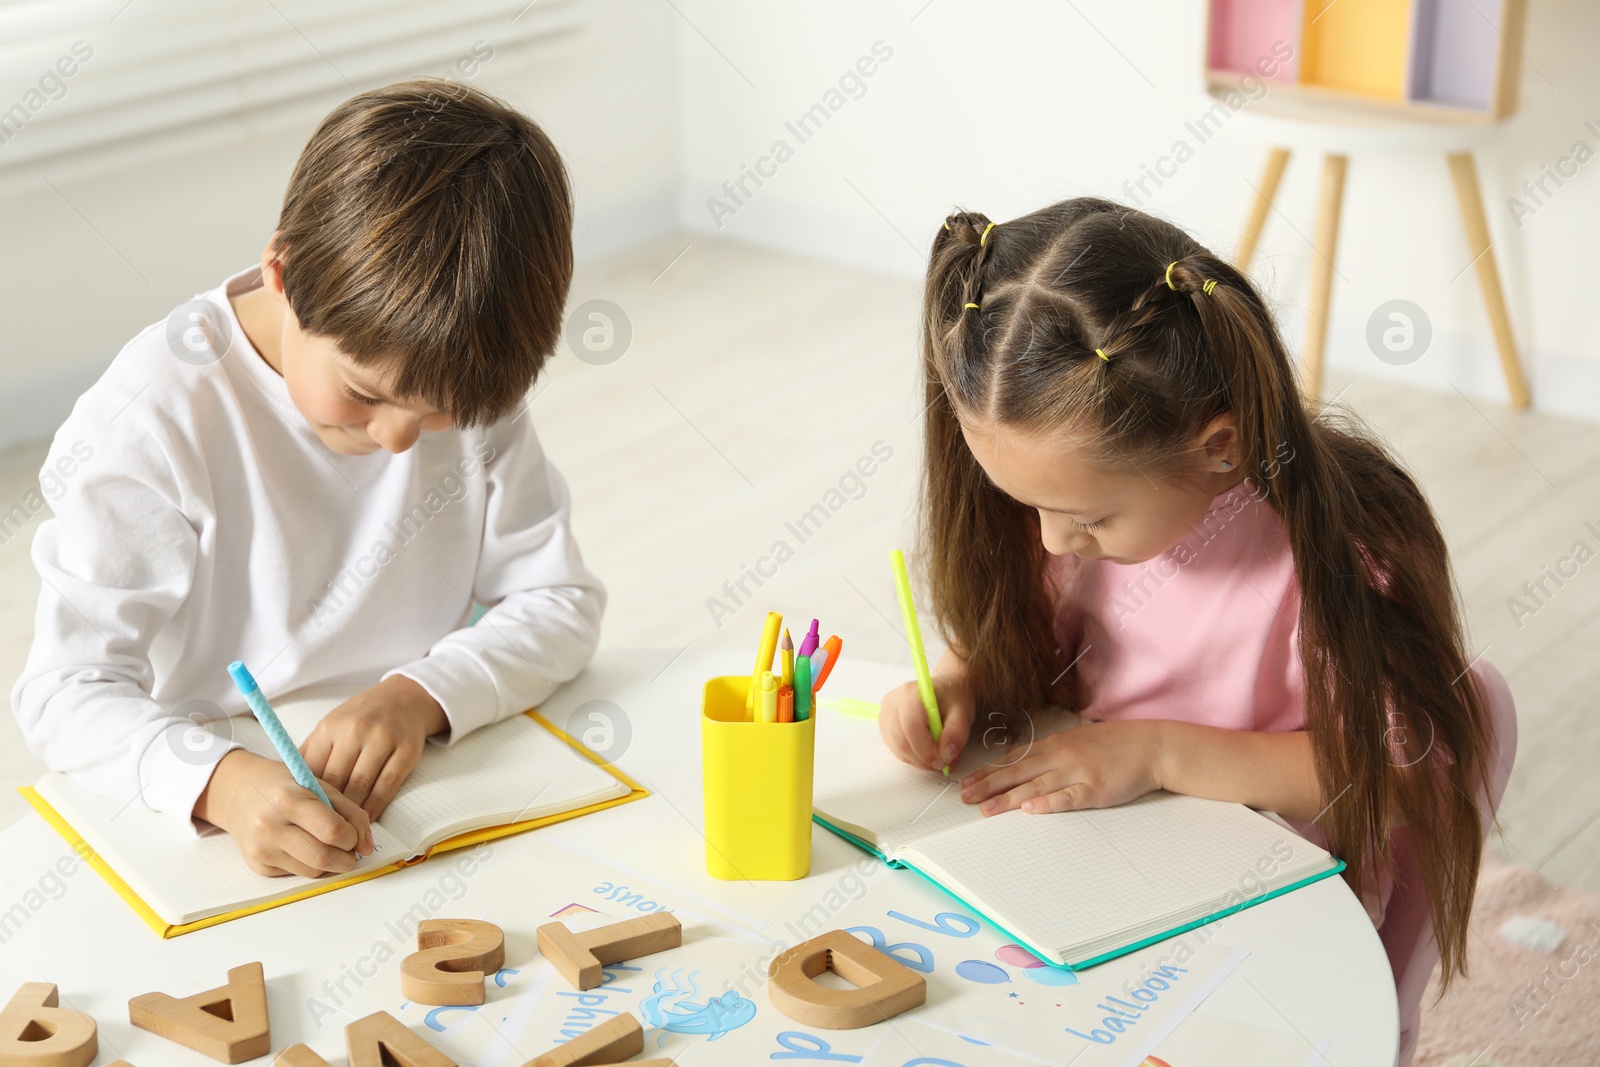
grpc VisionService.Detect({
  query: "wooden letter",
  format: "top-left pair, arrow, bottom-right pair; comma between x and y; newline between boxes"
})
128,962 -> 270,1064
0,983 -> 98,1067
401,919 -> 505,1006
274,1047 -> 331,1067
519,1012 -> 671,1067
535,913 -> 681,991
345,1011 -> 455,1067
767,930 -> 926,1029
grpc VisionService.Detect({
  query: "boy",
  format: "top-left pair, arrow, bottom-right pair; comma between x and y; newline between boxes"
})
11,79 -> 604,879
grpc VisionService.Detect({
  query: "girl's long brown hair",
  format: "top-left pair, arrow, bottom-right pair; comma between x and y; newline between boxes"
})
920,198 -> 1494,984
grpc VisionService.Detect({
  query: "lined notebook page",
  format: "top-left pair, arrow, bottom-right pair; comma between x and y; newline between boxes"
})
811,744 -> 985,851
271,688 -> 628,851
904,792 -> 1334,965
31,772 -> 407,925
811,709 -> 1079,853
30,689 -> 629,925
365,715 -> 628,847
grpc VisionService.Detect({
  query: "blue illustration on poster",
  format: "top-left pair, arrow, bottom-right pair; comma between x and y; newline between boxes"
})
640,968 -> 757,1040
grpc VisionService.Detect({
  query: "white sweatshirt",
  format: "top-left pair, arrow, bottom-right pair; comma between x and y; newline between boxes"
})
12,265 -> 606,829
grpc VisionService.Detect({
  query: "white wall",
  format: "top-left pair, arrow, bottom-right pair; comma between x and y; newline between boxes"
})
2,0 -> 1595,450
676,0 -> 1600,420
0,0 -> 680,451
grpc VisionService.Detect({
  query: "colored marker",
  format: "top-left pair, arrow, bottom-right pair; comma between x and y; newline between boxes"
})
760,670 -> 778,724
227,660 -> 333,808
747,611 -> 783,716
820,697 -> 879,720
797,618 -> 821,659
794,655 -> 812,721
809,649 -> 829,689
812,635 -> 842,692
780,628 -> 795,688
891,549 -> 947,777
777,686 -> 795,724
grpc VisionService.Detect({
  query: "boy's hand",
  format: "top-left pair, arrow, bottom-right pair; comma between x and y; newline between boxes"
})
299,675 -> 448,821
196,750 -> 375,877
879,653 -> 976,772
960,719 -> 1165,815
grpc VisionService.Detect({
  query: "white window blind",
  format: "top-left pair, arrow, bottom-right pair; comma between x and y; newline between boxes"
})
0,0 -> 584,191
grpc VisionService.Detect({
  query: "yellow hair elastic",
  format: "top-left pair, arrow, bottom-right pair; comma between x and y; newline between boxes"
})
1165,261 -> 1179,290
980,222 -> 997,247
1202,278 -> 1218,295
1095,348 -> 1110,361
964,302 -> 980,310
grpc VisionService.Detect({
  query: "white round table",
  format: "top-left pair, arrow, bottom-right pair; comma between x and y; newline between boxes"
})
0,649 -> 1398,1065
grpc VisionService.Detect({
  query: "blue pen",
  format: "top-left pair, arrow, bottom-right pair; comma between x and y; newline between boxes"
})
227,660 -> 334,809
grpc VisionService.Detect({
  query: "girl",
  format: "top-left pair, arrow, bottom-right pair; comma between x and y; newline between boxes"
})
879,200 -> 1515,1063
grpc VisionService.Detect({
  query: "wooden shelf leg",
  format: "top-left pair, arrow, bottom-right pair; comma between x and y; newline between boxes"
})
1302,152 -> 1347,402
1235,146 -> 1291,271
1447,150 -> 1531,409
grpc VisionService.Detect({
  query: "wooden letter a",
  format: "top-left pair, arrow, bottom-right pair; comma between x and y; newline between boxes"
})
128,962 -> 269,1063
345,1011 -> 455,1067
767,930 -> 926,1029
519,1013 -> 672,1067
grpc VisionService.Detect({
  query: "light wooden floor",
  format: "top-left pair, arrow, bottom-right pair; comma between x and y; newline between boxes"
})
3,234 -> 1596,894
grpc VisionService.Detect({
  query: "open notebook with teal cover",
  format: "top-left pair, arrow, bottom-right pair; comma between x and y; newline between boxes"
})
811,712 -> 1344,970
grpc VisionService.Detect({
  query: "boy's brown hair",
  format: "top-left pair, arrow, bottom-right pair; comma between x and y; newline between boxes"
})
274,77 -> 572,426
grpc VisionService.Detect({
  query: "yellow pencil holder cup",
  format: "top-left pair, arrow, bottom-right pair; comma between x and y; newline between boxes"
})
701,674 -> 815,881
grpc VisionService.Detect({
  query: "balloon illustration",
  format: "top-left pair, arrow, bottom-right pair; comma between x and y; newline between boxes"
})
995,944 -> 1077,986
954,959 -> 1010,984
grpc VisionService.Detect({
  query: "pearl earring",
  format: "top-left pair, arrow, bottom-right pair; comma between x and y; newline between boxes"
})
1220,460 -> 1232,471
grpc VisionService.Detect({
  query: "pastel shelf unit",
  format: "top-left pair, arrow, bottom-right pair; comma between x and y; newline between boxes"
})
1206,0 -> 1526,121
1206,0 -> 1532,407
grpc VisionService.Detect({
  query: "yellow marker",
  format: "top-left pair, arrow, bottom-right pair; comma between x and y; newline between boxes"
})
890,549 -> 946,777
747,611 -> 783,716
760,670 -> 778,723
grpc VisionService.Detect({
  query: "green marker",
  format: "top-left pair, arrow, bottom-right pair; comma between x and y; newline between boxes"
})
794,654 -> 812,721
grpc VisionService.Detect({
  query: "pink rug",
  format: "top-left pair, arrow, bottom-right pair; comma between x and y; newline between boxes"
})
1414,851 -> 1600,1065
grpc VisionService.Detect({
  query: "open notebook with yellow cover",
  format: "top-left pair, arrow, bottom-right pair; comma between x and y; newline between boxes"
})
19,686 -> 646,938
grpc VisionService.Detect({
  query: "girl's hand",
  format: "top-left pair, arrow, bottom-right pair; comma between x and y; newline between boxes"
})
879,651 -> 976,771
299,675 -> 448,821
961,719 -> 1167,814
196,750 -> 375,877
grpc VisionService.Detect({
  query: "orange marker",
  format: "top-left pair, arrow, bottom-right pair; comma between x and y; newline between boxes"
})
777,686 -> 795,724
811,635 -> 842,692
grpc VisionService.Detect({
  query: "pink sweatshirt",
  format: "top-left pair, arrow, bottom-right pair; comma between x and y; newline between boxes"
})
1053,479 -> 1517,1065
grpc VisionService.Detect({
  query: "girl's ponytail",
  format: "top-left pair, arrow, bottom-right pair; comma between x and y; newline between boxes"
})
1181,258 -> 1491,984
